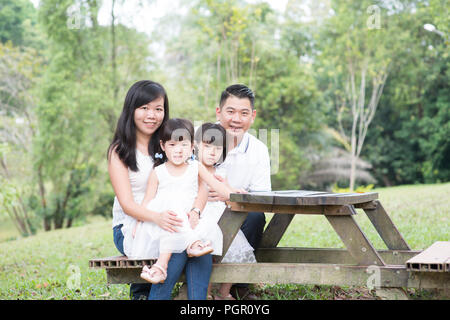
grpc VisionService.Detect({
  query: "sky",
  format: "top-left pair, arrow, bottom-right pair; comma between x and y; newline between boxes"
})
30,0 -> 290,36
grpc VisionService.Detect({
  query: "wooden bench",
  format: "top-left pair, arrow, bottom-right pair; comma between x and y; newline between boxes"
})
90,190 -> 449,289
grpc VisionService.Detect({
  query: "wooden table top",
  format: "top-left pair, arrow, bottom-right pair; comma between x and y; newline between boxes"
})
230,190 -> 379,206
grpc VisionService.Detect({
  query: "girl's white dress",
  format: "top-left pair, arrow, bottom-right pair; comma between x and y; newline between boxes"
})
123,160 -> 255,263
124,160 -> 201,259
195,167 -> 256,263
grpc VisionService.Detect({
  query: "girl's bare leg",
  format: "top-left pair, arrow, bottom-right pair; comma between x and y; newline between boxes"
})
155,252 -> 171,273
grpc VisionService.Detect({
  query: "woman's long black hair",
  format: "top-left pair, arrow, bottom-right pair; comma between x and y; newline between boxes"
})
107,80 -> 169,171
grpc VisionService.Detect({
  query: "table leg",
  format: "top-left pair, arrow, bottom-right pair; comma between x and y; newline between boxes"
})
362,200 -> 411,250
216,207 -> 248,263
326,213 -> 385,266
259,213 -> 294,248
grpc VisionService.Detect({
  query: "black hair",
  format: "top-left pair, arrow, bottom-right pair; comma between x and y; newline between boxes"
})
219,84 -> 255,109
194,123 -> 227,165
154,118 -> 195,167
107,80 -> 169,171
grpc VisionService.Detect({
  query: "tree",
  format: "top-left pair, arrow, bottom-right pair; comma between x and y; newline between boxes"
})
34,0 -> 153,230
156,0 -> 323,189
0,42 -> 43,236
313,0 -> 415,190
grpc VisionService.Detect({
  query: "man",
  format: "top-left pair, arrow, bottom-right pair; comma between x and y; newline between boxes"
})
212,84 -> 271,299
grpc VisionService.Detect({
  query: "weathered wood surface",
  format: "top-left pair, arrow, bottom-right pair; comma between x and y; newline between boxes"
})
406,241 -> 450,272
104,262 -> 450,289
90,248 -> 420,270
326,215 -> 385,266
255,248 -> 420,265
230,190 -> 378,206
363,200 -> 411,250
259,214 -> 295,248
228,202 -> 356,215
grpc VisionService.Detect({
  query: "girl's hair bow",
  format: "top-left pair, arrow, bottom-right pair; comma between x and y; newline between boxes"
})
155,152 -> 163,159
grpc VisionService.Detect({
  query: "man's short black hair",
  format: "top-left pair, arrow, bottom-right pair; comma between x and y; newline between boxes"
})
219,84 -> 255,109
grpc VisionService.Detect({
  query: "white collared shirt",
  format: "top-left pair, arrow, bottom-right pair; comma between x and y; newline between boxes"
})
218,132 -> 271,192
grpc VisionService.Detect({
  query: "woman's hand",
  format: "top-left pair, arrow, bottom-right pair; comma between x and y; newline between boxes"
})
155,210 -> 183,233
187,209 -> 200,229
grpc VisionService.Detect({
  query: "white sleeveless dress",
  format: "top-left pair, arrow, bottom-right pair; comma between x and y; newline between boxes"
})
195,167 -> 256,263
125,160 -> 203,259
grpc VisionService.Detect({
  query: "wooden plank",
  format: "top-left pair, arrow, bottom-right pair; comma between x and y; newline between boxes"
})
89,256 -> 156,269
406,241 -> 450,272
216,207 -> 248,263
90,249 -> 421,269
104,263 -> 450,289
354,201 -> 377,210
296,193 -> 379,206
259,214 -> 295,248
230,190 -> 378,206
255,247 -> 421,265
363,200 -> 411,250
326,215 -> 385,266
228,202 -> 354,215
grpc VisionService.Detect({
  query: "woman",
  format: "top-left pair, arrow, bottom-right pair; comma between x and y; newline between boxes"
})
107,80 -> 212,300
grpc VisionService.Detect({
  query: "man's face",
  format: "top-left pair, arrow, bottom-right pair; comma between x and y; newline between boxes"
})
216,95 -> 256,141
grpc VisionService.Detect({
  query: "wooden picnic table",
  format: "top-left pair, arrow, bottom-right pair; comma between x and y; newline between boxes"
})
91,190 -> 449,290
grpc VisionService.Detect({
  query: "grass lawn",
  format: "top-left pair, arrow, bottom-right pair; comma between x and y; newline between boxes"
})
0,182 -> 449,300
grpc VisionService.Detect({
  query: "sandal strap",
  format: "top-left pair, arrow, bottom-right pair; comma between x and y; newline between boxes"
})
150,263 -> 167,278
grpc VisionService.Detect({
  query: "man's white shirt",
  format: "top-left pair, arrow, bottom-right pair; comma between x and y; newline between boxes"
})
217,132 -> 271,192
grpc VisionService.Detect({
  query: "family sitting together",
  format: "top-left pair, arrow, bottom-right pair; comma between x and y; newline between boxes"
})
108,81 -> 271,300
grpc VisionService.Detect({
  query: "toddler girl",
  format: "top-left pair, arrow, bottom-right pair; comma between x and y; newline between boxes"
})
122,118 -> 232,284
193,123 -> 257,300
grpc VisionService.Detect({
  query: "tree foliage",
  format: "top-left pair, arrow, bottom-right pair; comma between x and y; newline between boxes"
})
0,0 -> 448,235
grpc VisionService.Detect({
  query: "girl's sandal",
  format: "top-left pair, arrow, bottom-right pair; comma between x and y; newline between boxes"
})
140,264 -> 167,284
187,240 -> 213,257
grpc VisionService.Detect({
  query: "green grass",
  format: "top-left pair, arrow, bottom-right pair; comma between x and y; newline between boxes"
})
0,182 -> 449,300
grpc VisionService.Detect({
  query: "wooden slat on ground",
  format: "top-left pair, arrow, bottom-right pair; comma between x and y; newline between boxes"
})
406,241 -> 450,272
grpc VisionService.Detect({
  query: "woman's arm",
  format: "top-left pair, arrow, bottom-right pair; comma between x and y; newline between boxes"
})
198,162 -> 233,200
141,170 -> 159,207
108,150 -> 183,232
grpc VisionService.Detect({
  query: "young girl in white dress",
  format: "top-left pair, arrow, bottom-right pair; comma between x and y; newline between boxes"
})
193,123 -> 256,300
122,118 -> 233,284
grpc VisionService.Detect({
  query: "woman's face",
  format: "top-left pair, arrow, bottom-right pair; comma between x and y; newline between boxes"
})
134,96 -> 165,137
197,142 -> 223,167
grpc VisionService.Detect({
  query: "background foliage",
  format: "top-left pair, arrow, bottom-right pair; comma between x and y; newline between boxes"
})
0,0 -> 448,235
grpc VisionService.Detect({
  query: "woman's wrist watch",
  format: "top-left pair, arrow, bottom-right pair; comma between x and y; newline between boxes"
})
190,207 -> 201,216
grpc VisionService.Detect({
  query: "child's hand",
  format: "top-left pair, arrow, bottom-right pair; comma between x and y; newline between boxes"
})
208,175 -> 233,202
187,209 -> 200,229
